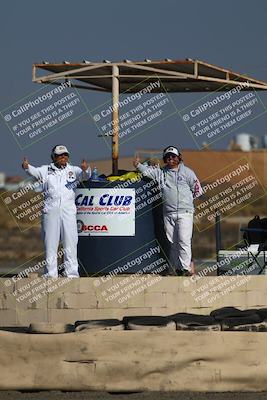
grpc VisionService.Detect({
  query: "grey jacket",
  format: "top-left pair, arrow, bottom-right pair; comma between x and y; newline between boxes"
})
137,162 -> 202,214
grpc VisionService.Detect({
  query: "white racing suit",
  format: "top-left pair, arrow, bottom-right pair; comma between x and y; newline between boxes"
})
137,162 -> 202,273
26,163 -> 91,278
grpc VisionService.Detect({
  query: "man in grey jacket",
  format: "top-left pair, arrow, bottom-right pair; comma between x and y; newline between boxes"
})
134,146 -> 202,276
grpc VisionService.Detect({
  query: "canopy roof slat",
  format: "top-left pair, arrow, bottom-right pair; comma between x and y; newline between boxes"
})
33,59 -> 267,92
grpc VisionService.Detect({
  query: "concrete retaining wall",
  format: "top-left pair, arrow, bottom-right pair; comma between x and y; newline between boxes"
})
0,275 -> 265,326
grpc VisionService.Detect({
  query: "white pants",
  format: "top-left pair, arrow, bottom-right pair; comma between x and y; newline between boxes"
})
163,211 -> 194,272
41,207 -> 79,278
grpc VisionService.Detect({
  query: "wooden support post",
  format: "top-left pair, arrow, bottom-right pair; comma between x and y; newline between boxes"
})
112,65 -> 119,175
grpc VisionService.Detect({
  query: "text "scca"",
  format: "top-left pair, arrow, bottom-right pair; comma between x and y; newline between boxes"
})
82,225 -> 108,231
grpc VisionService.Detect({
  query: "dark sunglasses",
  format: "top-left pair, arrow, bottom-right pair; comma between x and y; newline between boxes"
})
165,154 -> 178,160
56,153 -> 69,157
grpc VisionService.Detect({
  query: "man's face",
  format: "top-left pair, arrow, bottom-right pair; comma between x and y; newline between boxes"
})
165,153 -> 179,169
54,153 -> 69,167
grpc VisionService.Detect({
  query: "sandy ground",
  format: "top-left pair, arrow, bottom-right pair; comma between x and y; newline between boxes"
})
1,392 -> 267,400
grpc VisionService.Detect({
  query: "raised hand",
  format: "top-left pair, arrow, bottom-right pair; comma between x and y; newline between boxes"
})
22,157 -> 29,170
133,156 -> 140,168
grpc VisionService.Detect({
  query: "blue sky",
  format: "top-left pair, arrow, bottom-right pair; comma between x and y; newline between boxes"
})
1,0 -> 267,175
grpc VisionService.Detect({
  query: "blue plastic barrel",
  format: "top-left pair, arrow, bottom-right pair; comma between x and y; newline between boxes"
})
76,178 -> 170,276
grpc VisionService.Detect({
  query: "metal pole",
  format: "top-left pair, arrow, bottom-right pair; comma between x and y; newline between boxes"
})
215,209 -> 221,263
112,65 -> 119,175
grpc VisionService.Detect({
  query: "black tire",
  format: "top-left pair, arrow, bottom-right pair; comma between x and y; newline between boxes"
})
254,308 -> 267,321
222,321 -> 267,331
169,312 -> 217,325
127,316 -> 176,331
28,323 -> 74,334
75,319 -> 124,331
176,323 -> 221,331
220,314 -> 262,330
210,307 -> 258,320
169,313 -> 219,330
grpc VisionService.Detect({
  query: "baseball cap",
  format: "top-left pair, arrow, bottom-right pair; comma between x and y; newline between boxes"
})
52,145 -> 69,156
163,146 -> 180,158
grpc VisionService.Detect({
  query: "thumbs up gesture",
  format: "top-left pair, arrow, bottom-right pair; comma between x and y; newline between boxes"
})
133,156 -> 140,168
22,157 -> 29,170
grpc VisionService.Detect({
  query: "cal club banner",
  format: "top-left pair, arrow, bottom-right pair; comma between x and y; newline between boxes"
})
75,188 -> 135,236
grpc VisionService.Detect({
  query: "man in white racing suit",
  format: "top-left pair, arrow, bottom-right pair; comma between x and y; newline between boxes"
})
22,144 -> 91,278
134,146 -> 202,276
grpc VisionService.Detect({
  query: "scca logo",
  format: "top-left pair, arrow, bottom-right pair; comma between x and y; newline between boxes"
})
82,224 -> 108,232
85,225 -> 108,232
77,220 -> 108,233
